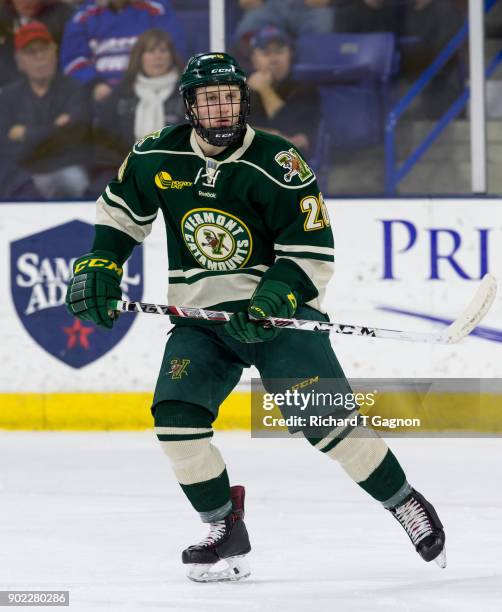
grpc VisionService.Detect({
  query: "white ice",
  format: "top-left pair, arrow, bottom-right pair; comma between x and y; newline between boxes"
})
1,431 -> 501,612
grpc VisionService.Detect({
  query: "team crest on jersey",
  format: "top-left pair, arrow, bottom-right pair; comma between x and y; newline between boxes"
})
275,148 -> 313,183
169,359 -> 190,379
10,220 -> 143,369
181,208 -> 252,271
155,171 -> 193,190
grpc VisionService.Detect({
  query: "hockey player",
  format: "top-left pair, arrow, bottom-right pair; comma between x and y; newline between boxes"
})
66,53 -> 446,582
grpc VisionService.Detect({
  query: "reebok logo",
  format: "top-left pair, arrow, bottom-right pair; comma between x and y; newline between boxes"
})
198,190 -> 217,198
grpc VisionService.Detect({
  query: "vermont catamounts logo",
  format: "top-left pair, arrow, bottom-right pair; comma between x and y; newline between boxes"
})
155,171 -> 192,190
182,208 -> 252,270
275,148 -> 313,183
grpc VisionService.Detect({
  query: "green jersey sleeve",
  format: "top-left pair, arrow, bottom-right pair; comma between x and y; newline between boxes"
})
252,141 -> 334,308
93,142 -> 161,259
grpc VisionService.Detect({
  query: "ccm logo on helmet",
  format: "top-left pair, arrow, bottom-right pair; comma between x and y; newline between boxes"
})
211,68 -> 234,74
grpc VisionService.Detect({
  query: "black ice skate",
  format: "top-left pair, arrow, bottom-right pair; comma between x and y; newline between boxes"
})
182,485 -> 251,582
389,488 -> 446,568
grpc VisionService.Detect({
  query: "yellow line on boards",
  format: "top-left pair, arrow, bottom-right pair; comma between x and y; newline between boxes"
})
0,392 -> 249,430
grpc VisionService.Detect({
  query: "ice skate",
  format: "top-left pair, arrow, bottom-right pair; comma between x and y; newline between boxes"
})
389,488 -> 446,568
182,485 -> 251,582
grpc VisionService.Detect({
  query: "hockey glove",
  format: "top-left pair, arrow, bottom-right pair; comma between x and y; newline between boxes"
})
65,251 -> 123,329
226,280 -> 298,343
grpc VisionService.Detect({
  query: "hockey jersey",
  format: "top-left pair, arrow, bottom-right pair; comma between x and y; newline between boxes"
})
93,124 -> 334,314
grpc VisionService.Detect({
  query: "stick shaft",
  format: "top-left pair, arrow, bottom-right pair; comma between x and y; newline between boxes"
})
109,302 -> 461,344
109,274 -> 496,344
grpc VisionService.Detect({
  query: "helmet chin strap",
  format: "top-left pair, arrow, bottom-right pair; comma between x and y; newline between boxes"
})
194,123 -> 245,148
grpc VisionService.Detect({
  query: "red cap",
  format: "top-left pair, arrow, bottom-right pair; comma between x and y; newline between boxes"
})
14,21 -> 54,51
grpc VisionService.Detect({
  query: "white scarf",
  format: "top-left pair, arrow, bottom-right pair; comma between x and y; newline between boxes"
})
133,70 -> 179,140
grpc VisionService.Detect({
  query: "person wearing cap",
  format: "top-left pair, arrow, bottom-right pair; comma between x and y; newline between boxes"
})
236,0 -> 335,40
0,0 -> 74,87
247,25 -> 321,155
0,21 -> 91,199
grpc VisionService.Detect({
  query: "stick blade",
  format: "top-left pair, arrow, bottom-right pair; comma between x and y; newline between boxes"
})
440,274 -> 497,344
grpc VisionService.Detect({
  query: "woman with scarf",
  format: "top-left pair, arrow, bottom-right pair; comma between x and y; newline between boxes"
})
91,28 -> 184,193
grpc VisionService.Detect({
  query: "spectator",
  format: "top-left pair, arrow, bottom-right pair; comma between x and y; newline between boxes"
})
0,21 -> 91,199
236,0 -> 335,39
334,0 -> 465,119
0,0 -> 74,87
60,0 -> 187,103
92,28 -> 184,190
247,25 -> 320,155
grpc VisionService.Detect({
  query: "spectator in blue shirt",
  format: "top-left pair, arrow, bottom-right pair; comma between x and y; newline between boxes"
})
60,0 -> 186,103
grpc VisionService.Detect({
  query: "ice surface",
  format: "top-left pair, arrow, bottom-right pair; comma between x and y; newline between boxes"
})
1,432 -> 501,612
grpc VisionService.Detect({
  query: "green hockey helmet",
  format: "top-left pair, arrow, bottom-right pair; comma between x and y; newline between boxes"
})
180,53 -> 250,147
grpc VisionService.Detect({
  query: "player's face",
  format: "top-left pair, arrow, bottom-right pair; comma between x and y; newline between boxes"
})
141,42 -> 173,78
193,84 -> 241,130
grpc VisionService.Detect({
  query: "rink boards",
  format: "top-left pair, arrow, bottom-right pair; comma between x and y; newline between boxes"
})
1,198 -> 501,430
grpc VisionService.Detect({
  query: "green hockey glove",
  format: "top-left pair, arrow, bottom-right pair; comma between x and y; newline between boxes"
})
248,280 -> 298,320
65,251 -> 123,329
225,281 -> 299,343
225,311 -> 275,343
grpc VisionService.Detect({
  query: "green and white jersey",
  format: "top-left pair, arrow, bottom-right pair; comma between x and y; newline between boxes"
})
95,123 -> 334,313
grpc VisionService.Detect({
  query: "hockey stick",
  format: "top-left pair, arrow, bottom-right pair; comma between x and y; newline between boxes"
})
109,274 -> 497,344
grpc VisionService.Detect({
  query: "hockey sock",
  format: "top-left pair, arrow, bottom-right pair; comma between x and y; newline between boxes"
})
306,421 -> 410,504
153,400 -> 232,522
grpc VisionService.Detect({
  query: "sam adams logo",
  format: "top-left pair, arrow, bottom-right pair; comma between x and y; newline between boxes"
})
10,220 -> 143,369
181,208 -> 252,270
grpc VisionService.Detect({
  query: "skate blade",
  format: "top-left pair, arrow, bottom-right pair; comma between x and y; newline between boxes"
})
434,548 -> 447,568
187,555 -> 251,583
